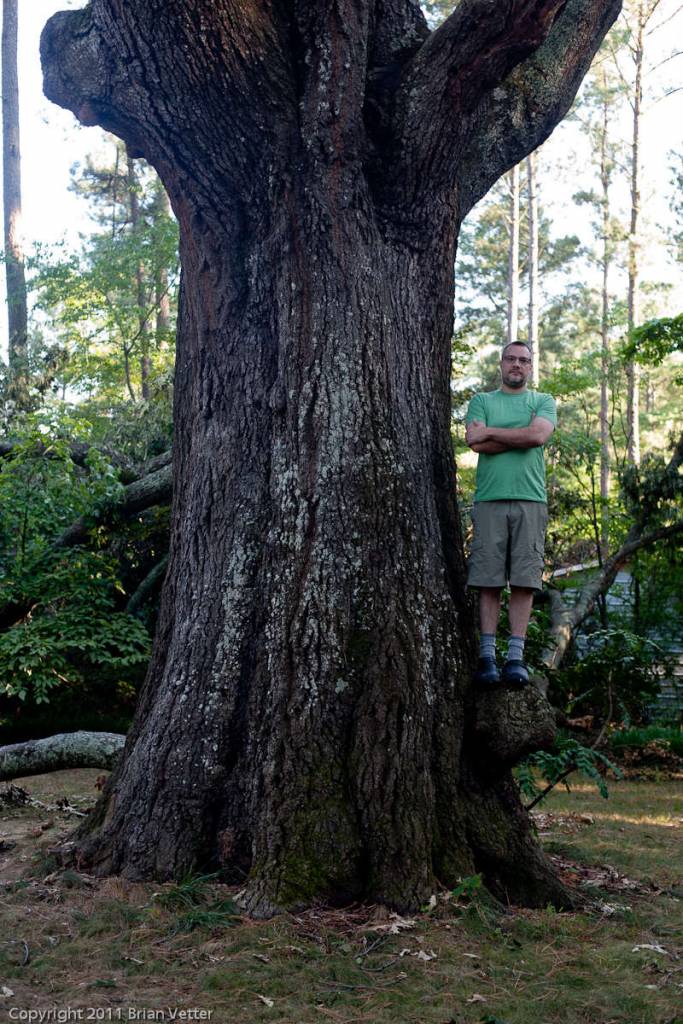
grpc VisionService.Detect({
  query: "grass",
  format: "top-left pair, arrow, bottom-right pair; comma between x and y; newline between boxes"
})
0,770 -> 682,1023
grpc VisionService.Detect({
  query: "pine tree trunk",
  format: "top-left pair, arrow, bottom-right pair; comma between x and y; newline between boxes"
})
2,0 -> 28,403
40,0 -> 622,914
626,0 -> 644,465
154,182 -> 171,346
507,164 -> 520,347
526,153 -> 540,386
599,83 -> 611,549
127,155 -> 150,400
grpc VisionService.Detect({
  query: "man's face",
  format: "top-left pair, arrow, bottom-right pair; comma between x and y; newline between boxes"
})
500,345 -> 532,390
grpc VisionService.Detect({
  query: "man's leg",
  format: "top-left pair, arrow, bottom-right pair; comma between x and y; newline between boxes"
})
475,587 -> 502,684
503,586 -> 534,685
504,501 -> 547,687
467,502 -> 507,686
479,586 -> 503,634
508,586 -> 534,637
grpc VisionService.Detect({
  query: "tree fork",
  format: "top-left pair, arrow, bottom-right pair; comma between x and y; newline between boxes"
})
40,0 -> 621,914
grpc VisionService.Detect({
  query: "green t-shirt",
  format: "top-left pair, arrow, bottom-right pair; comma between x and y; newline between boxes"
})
466,389 -> 557,502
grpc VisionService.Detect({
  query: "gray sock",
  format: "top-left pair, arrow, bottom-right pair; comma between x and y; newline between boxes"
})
479,633 -> 496,660
506,635 -> 526,663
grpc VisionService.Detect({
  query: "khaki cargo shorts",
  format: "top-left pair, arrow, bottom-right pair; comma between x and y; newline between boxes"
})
467,500 -> 548,591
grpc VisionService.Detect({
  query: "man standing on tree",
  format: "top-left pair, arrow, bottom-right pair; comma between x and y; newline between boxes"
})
465,341 -> 556,687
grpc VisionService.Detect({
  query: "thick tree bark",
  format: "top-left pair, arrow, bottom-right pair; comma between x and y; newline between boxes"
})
2,0 -> 28,402
40,0 -> 621,915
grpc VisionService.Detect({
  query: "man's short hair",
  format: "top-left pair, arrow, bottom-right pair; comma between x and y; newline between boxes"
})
501,341 -> 532,359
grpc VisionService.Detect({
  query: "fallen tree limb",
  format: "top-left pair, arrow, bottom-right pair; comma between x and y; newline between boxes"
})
0,461 -> 172,630
0,437 -> 172,485
543,519 -> 683,670
126,555 -> 169,616
542,427 -> 683,671
0,731 -> 125,782
55,462 -> 173,549
0,438 -> 137,481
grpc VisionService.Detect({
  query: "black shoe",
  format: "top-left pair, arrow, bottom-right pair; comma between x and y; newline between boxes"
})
474,656 -> 500,686
502,659 -> 530,688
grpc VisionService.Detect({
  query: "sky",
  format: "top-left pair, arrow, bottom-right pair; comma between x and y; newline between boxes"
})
1,0 -> 683,360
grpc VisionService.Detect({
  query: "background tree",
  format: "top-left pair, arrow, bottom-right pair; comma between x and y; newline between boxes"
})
527,152 -> 540,385
33,142 -> 178,424
1,0 -> 28,408
507,164 -> 521,346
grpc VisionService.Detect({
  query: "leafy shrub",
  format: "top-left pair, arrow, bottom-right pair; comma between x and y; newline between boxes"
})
609,725 -> 683,758
518,736 -> 622,808
0,548 -> 151,703
0,414 -> 151,707
549,627 -> 664,724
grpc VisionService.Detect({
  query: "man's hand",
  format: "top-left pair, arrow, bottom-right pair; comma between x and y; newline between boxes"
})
465,419 -> 488,446
466,420 -> 509,454
467,416 -> 554,452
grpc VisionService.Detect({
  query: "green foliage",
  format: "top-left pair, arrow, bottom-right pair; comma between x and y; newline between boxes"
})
0,411 -> 123,567
0,549 -> 150,703
620,447 -> 683,522
450,873 -> 483,901
518,737 -> 622,807
609,726 -> 683,758
550,627 -> 664,723
0,415 -> 151,704
623,313 -> 683,382
30,146 -> 179,405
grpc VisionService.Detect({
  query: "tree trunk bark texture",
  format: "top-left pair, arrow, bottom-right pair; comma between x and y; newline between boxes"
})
40,0 -> 621,915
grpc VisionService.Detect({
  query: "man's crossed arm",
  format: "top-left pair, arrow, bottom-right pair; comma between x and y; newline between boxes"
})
465,417 -> 554,454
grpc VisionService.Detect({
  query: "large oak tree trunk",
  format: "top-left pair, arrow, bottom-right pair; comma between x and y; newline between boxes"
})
40,0 -> 621,915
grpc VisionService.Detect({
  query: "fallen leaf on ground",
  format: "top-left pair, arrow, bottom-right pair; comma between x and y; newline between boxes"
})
367,912 -> 417,934
632,944 -> 675,957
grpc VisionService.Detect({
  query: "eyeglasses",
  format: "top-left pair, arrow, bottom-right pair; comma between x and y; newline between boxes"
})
502,355 -> 532,365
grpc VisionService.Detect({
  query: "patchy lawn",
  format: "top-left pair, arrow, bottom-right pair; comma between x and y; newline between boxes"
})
0,770 -> 681,1023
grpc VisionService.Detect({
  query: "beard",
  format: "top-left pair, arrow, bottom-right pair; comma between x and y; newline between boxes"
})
502,373 -> 526,389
